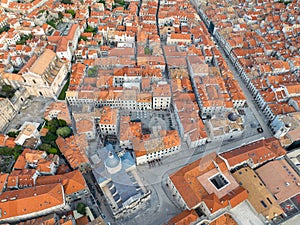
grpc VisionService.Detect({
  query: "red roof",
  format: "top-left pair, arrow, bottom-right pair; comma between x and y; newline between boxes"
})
220,138 -> 286,168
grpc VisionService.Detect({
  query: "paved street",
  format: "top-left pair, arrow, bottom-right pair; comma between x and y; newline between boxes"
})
218,47 -> 273,138
86,0 -> 275,224
115,131 -> 268,225
5,97 -> 54,132
97,0 -> 275,223
191,0 -> 272,139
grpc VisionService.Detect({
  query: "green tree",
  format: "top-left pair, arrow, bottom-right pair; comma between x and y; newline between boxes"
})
65,9 -> 76,18
45,118 -> 60,133
39,143 -> 52,151
0,145 -> 23,160
0,26 -> 9,35
6,131 -> 20,138
144,47 -> 152,55
76,203 -> 86,215
61,0 -> 73,4
78,36 -> 88,42
58,119 -> 67,127
48,148 -> 59,154
84,26 -> 96,33
13,145 -> 22,160
41,132 -> 58,144
58,78 -> 70,100
1,85 -> 13,93
58,11 -> 64,19
47,124 -> 58,134
0,84 -> 15,98
56,127 -> 72,138
0,147 -> 12,155
39,144 -> 58,154
46,20 -> 57,29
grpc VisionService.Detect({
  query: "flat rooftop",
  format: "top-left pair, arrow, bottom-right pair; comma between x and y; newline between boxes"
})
256,159 -> 300,203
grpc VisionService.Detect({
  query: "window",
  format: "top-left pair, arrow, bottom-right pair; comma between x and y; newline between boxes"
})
266,197 -> 272,204
260,200 -> 267,208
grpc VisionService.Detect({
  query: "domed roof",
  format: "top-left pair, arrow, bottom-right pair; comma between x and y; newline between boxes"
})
228,112 -> 239,121
105,151 -> 121,168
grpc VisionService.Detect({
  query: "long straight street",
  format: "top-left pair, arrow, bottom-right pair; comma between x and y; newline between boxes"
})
105,0 -> 275,224
217,46 -> 273,137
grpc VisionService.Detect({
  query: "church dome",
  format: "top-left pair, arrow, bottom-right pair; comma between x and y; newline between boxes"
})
228,112 -> 239,121
105,151 -> 122,174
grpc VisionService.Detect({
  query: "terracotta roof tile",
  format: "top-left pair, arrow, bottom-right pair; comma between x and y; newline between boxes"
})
36,170 -> 87,195
220,138 -> 286,169
0,184 -> 64,221
56,135 -> 89,170
209,214 -> 238,225
167,209 -> 199,225
0,174 -> 8,193
170,153 -> 247,209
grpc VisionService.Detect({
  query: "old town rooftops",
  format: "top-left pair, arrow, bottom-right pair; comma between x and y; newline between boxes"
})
256,158 -> 300,203
167,209 -> 199,225
169,153 -> 248,210
26,49 -> 56,75
35,170 -> 87,195
220,138 -> 286,169
0,184 -> 64,221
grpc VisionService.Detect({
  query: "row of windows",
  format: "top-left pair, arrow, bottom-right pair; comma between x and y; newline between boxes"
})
100,124 -> 115,128
100,127 -> 116,131
260,197 -> 273,208
154,101 -> 170,104
146,148 -> 178,159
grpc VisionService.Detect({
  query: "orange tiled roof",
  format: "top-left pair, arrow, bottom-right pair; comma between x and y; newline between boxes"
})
7,169 -> 36,189
44,102 -> 72,125
99,106 -> 118,125
36,170 -> 87,195
119,116 -> 142,142
0,174 -> 8,192
170,153 -> 247,209
75,216 -> 89,225
0,134 -> 16,148
133,130 -> 181,157
167,209 -> 199,225
209,213 -> 238,225
220,138 -> 286,168
56,135 -> 89,170
0,184 -> 64,221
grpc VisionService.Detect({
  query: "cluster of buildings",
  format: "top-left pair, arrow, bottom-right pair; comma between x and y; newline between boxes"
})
167,137 -> 300,224
0,99 -> 99,224
0,0 -> 299,224
195,0 -> 300,142
0,138 -> 93,224
63,0 -> 248,152
91,144 -> 150,218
